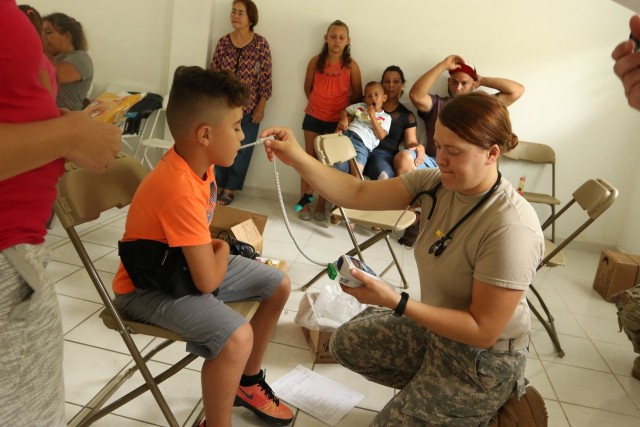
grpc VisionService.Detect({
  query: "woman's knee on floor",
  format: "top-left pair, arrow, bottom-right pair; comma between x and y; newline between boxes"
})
328,322 -> 374,371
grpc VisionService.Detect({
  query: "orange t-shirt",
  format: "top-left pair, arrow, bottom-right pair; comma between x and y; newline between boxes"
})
112,148 -> 217,294
304,61 -> 352,122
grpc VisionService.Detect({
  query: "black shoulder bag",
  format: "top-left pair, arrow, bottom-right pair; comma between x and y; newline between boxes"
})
215,231 -> 259,260
118,240 -> 203,298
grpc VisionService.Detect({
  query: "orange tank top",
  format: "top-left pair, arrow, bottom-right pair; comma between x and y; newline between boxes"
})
304,61 -> 352,122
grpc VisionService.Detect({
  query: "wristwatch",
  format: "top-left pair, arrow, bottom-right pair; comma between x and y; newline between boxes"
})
393,292 -> 409,317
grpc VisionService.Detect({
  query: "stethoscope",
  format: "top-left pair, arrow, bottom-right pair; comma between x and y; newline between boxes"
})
406,172 -> 502,257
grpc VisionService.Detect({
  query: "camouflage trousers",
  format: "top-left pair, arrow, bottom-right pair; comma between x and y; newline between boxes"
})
0,244 -> 65,427
330,307 -> 528,427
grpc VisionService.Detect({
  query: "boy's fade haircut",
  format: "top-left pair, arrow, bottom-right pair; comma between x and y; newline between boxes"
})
166,66 -> 248,139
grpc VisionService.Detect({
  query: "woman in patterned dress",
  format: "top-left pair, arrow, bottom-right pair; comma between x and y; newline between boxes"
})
210,0 -> 272,205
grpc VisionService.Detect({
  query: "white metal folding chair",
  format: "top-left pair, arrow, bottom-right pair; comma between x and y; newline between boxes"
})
133,108 -> 175,170
54,154 -> 259,426
301,133 -> 416,291
528,178 -> 618,357
103,82 -> 154,155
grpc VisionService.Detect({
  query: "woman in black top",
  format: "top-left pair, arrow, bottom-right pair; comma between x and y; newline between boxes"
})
364,65 -> 432,180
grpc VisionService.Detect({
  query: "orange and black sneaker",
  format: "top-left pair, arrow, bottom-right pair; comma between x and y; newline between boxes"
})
234,370 -> 294,426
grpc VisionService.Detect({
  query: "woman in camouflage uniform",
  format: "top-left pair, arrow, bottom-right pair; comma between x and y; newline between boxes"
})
262,92 -> 547,426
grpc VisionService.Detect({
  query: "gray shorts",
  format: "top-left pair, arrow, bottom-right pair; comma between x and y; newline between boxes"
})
330,307 -> 528,427
115,255 -> 284,359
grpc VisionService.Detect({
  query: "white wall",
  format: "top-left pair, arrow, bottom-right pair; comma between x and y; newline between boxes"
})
29,0 -> 640,252
28,0 -> 174,94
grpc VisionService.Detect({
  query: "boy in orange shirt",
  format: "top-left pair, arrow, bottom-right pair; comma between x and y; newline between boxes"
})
112,66 -> 293,427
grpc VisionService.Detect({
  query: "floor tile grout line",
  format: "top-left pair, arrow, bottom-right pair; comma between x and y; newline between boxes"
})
530,337 -> 571,424
558,401 -> 640,419
61,305 -> 103,336
64,336 -> 209,375
48,212 -> 128,251
66,400 -> 163,427
539,356 -> 628,376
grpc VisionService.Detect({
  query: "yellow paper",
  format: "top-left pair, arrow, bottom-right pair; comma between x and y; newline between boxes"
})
84,91 -> 145,124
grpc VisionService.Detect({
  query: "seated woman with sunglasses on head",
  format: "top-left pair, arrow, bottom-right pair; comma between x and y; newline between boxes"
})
260,92 -> 547,426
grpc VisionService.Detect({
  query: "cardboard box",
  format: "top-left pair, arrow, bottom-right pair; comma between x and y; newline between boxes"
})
210,205 -> 267,254
210,205 -> 287,275
297,292 -> 337,363
593,250 -> 640,302
302,327 -> 336,363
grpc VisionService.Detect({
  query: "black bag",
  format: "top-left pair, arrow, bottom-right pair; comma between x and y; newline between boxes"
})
118,239 -> 204,298
216,231 -> 259,259
122,92 -> 164,135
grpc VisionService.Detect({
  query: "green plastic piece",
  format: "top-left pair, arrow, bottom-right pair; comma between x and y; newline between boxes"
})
326,263 -> 338,280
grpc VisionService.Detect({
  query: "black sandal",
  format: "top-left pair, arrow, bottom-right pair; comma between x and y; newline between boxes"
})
218,190 -> 234,206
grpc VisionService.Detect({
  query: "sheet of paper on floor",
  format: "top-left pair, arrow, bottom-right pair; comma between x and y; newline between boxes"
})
271,364 -> 364,426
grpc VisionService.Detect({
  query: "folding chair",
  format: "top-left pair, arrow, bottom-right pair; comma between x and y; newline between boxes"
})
102,82 -> 155,155
301,133 -> 416,291
54,153 -> 260,427
503,141 -> 561,242
133,107 -> 175,170
527,178 -> 618,357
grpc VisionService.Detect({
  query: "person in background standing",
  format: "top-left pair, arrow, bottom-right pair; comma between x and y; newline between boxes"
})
210,0 -> 272,206
296,19 -> 362,221
1,2 -> 120,425
18,4 -> 57,99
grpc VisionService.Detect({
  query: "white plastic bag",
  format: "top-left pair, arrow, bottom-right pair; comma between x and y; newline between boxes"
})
294,282 -> 366,331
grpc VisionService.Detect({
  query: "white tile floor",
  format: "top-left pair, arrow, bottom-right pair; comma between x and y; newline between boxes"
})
46,193 -> 640,427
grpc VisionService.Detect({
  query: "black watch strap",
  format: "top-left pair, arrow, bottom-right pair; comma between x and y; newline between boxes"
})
393,292 -> 409,317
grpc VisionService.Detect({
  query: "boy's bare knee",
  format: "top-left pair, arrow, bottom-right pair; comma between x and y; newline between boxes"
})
279,275 -> 291,295
223,323 -> 253,358
266,275 -> 291,305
